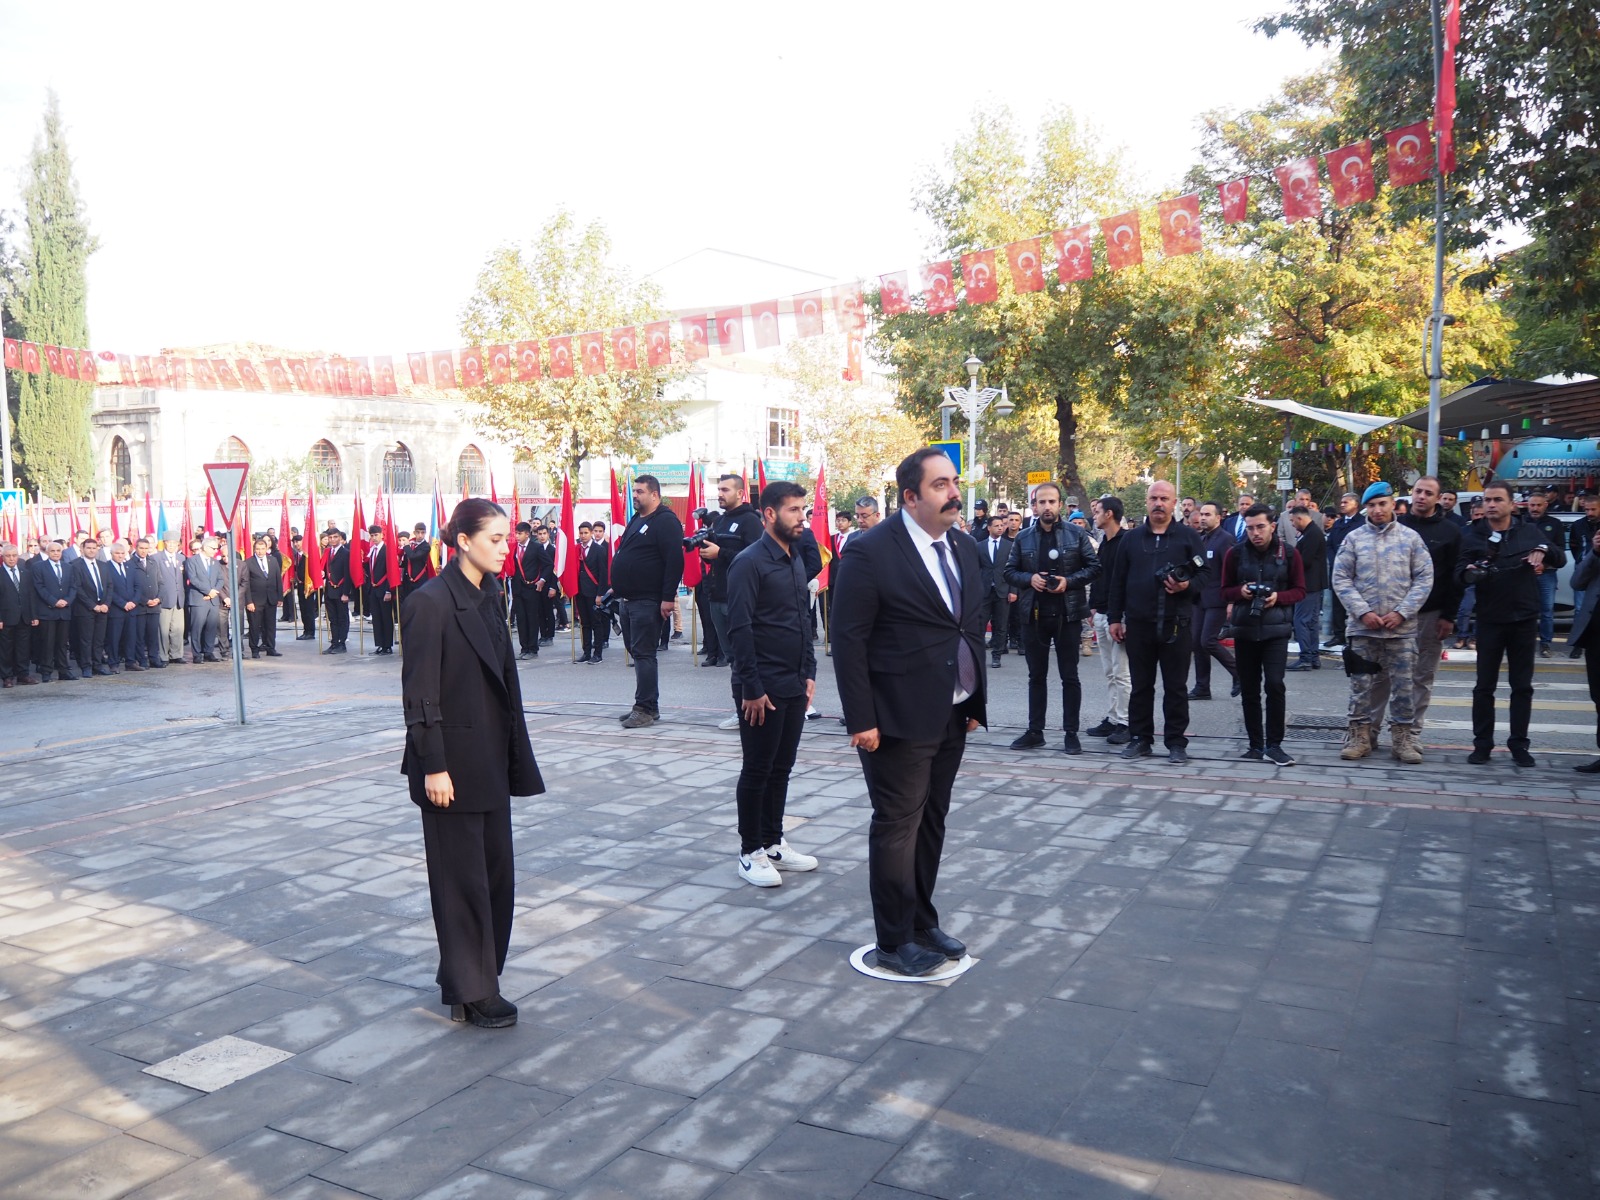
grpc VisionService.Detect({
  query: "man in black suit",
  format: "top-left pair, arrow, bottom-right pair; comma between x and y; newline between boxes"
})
533,526 -> 562,644
105,540 -> 144,671
69,537 -> 113,676
833,447 -> 986,977
129,537 -> 167,668
29,539 -> 76,680
185,536 -> 226,662
975,512 -> 1013,669
573,522 -> 610,663
243,534 -> 284,657
367,531 -> 396,654
400,524 -> 434,612
0,541 -> 40,686
322,529 -> 352,653
508,522 -> 546,659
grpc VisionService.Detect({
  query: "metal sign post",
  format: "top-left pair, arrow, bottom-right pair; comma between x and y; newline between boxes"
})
204,462 -> 251,726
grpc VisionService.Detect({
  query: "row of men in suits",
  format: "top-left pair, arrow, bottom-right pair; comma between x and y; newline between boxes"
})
508,520 -> 613,663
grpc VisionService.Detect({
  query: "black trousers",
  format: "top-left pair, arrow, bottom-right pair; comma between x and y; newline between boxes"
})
984,590 -> 1009,657
419,804 -> 515,1006
1192,605 -> 1237,690
298,589 -> 319,636
578,595 -> 604,656
734,691 -> 807,854
325,595 -> 350,646
1583,625 -> 1600,750
281,588 -> 296,626
34,619 -> 70,676
696,585 -> 720,658
1330,590 -> 1348,643
1022,617 -> 1082,733
859,708 -> 967,949
188,603 -> 219,659
371,592 -> 395,650
247,602 -> 276,653
1235,635 -> 1290,749
107,609 -> 135,665
136,610 -> 162,665
621,599 -> 663,713
511,589 -> 540,654
0,621 -> 31,680
1472,620 -> 1537,750
72,609 -> 107,671
1124,618 -> 1193,747
536,590 -> 558,641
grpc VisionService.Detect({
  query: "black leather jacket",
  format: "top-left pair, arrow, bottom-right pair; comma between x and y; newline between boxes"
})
1003,520 -> 1101,625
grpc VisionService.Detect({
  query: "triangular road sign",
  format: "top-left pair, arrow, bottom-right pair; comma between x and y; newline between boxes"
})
203,462 -> 251,530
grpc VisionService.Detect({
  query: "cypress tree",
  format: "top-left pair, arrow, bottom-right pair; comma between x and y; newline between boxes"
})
9,92 -> 96,496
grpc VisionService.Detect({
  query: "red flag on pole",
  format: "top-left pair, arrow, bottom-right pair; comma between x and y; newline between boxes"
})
756,459 -> 768,497
810,461 -> 832,590
1101,213 -> 1144,271
382,487 -> 401,588
609,468 -> 625,562
558,474 -> 579,596
681,464 -> 704,588
204,490 -> 215,535
350,494 -> 367,587
1326,141 -> 1376,207
1385,121 -> 1434,187
278,489 -> 295,595
1437,0 -> 1460,174
961,250 -> 998,304
145,493 -> 156,540
177,493 -> 193,553
304,483 -> 325,590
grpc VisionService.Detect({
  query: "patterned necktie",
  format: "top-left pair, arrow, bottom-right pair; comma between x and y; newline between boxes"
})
932,541 -> 977,695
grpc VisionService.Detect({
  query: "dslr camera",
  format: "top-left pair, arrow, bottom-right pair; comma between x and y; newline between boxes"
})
1242,581 -> 1274,620
681,508 -> 719,552
1155,553 -> 1206,587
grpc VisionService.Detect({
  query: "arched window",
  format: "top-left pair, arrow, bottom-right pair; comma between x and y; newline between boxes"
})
214,436 -> 251,462
382,443 -> 416,493
456,445 -> 488,496
110,437 -> 132,495
310,440 -> 343,493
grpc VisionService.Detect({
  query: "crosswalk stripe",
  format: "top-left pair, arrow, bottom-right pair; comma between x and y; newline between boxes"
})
1423,719 -> 1596,735
1428,697 -> 1594,711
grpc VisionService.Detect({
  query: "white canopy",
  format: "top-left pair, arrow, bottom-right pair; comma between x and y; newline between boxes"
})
1242,396 -> 1397,437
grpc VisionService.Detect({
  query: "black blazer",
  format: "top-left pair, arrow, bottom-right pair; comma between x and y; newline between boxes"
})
399,560 -> 542,811
129,554 -> 164,609
70,556 -> 109,614
509,539 -> 550,595
975,534 -> 1012,597
576,542 -> 609,598
831,513 -> 988,740
105,560 -> 140,612
242,554 -> 282,607
30,556 -> 75,620
324,545 -> 351,594
0,561 -> 31,625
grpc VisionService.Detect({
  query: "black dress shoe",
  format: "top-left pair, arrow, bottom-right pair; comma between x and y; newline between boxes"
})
990,655 -> 1001,668
266,650 -> 283,657
873,944 -> 948,977
1168,746 -> 1189,764
1187,687 -> 1211,700
1085,719 -> 1117,737
296,633 -> 315,641
1286,660 -> 1318,672
1106,724 -> 1131,745
1120,738 -> 1153,759
251,650 -> 260,659
1063,732 -> 1082,755
1010,730 -> 1046,750
1510,746 -> 1536,768
449,993 -> 517,1028
1467,747 -> 1492,765
1574,759 -> 1600,774
914,927 -> 967,960
1230,678 -> 1242,698
703,655 -> 721,667
323,645 -> 340,655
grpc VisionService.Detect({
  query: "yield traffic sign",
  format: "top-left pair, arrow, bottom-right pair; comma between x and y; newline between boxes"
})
203,462 -> 250,530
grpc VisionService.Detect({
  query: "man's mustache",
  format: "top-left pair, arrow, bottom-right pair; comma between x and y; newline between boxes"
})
942,499 -> 961,512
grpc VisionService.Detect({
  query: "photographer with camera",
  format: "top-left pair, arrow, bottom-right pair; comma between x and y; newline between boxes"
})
1106,481 -> 1208,763
1455,482 -> 1565,766
694,475 -> 764,661
611,475 -> 685,729
1191,502 -> 1241,701
1003,481 -> 1101,754
1221,504 -> 1306,765
1332,483 -> 1434,763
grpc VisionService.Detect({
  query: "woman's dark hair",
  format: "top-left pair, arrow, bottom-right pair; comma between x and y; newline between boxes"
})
446,498 -> 508,551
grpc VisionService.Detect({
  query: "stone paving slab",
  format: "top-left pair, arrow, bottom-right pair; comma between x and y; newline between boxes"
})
0,698 -> 1598,1197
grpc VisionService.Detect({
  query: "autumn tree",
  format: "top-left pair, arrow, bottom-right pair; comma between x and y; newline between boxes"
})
460,212 -> 685,480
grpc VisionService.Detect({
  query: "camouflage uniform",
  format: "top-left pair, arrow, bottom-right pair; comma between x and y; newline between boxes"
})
1348,635 -> 1418,724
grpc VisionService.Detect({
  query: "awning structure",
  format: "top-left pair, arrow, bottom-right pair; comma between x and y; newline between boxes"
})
1390,376 -> 1598,440
1241,396 -> 1396,437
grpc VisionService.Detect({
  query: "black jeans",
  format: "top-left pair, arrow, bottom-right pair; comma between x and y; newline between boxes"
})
1123,619 -> 1193,747
734,691 -> 807,853
621,598 -> 664,714
1192,605 -> 1237,691
1472,620 -> 1537,750
1235,635 -> 1290,749
1022,617 -> 1082,733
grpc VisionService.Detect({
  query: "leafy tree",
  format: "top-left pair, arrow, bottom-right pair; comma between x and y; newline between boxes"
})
459,211 -> 685,480
8,93 -> 96,496
1256,0 -> 1600,372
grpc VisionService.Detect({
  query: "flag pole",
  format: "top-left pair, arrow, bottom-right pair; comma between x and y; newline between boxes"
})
1424,0 -> 1447,479
690,597 -> 699,667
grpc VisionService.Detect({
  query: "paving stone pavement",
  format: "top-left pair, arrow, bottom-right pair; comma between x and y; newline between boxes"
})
1,694 -> 1599,1199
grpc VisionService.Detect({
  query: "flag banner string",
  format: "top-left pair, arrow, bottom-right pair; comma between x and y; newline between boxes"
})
3,119 -> 1443,393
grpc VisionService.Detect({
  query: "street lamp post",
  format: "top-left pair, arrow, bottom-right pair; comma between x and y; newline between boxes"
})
939,354 -> 1013,521
1157,437 -> 1192,500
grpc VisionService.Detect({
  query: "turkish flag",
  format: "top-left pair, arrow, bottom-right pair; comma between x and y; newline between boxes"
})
44,345 -> 63,375
1159,194 -> 1202,257
192,357 -> 216,389
514,340 -> 541,381
715,308 -> 745,355
487,345 -> 511,383
432,350 -> 458,388
611,326 -> 638,371
288,359 -> 311,390
374,356 -> 398,395
1054,225 -> 1094,281
834,284 -> 864,332
1101,212 -> 1143,271
1219,178 -> 1250,223
78,348 -> 97,382
1437,0 -> 1459,174
59,347 -> 80,378
879,272 -> 911,315
1005,239 -> 1045,292
845,330 -> 863,382
1275,157 -> 1322,222
264,358 -> 287,392
460,347 -> 485,387
308,359 -> 330,393
578,332 -> 606,374
793,292 -> 826,337
213,359 -> 241,390
744,300 -> 779,349
680,317 -> 709,362
645,321 -> 672,367
1326,140 -> 1376,207
548,335 -> 575,377
407,351 -> 429,385
2,338 -> 17,369
923,262 -> 957,314
167,357 -> 185,389
1385,121 -> 1433,187
237,360 -> 265,391
331,359 -> 353,395
135,356 -> 156,385
352,357 -> 374,396
156,357 -> 175,388
961,250 -> 998,304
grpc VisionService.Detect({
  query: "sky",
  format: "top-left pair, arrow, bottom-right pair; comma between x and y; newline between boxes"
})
0,1 -> 1327,357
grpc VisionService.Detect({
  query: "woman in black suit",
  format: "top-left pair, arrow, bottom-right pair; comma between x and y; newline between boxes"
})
400,498 -> 543,1027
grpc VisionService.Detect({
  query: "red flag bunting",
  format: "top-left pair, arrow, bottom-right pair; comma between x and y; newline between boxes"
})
923,261 -> 957,313
1158,194 -> 1202,257
794,292 -> 826,337
407,352 -> 429,385
353,357 -> 373,396
961,250 -> 998,304
611,326 -> 638,371
680,317 -> 708,361
79,348 -> 97,382
309,359 -> 331,393
1054,226 -> 1094,282
1275,157 -> 1323,222
548,335 -> 575,377
374,355 -> 398,395
1326,140 -> 1376,207
213,359 -> 241,389
432,350 -> 458,388
264,358 -> 287,391
1219,178 -> 1250,223
192,358 -> 216,389
283,359 -> 307,390
460,347 -> 485,387
1437,0 -> 1459,174
751,300 -> 780,348
2,338 -> 17,369
332,358 -> 353,395
834,284 -> 865,333
135,356 -> 155,385
645,321 -> 672,367
879,272 -> 911,315
1005,239 -> 1046,293
1385,122 -> 1433,187
21,343 -> 40,373
238,360 -> 265,391
44,345 -> 63,374
486,345 -> 511,384
579,332 -> 606,375
515,340 -> 541,381
1101,212 -> 1144,271
715,308 -> 745,355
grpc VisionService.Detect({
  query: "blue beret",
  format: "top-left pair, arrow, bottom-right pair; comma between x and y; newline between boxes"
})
1361,482 -> 1394,504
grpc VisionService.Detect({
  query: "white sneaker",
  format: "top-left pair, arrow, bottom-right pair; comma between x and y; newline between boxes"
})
738,850 -> 782,887
718,715 -> 742,730
763,839 -> 818,872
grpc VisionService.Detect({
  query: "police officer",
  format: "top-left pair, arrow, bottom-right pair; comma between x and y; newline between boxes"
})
1003,481 -> 1100,754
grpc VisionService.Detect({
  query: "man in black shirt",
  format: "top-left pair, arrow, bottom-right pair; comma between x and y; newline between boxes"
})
1107,481 -> 1207,763
612,474 -> 685,728
1457,482 -> 1564,766
699,474 -> 764,706
1323,493 -> 1363,646
726,481 -> 820,886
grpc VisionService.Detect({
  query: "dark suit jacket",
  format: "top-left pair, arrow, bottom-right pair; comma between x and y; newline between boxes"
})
575,542 -> 609,598
242,554 -> 282,607
367,545 -> 392,596
975,534 -> 1013,597
1568,554 -> 1600,648
509,540 -> 551,596
831,513 -> 988,740
70,556 -> 110,615
185,554 -> 223,608
323,545 -> 351,595
0,562 -> 31,625
129,555 -> 163,609
105,560 -> 140,612
399,561 -> 542,811
30,556 -> 75,620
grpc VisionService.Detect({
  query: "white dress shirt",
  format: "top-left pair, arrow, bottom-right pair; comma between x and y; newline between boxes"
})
900,509 -> 970,704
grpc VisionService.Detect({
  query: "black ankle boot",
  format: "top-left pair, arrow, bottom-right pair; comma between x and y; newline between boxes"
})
450,993 -> 517,1028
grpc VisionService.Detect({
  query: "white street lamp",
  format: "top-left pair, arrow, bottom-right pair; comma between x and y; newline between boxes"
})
939,354 -> 1013,520
1156,437 -> 1193,500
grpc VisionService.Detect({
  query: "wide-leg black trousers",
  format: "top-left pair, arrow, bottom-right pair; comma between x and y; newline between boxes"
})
419,805 -> 515,1007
